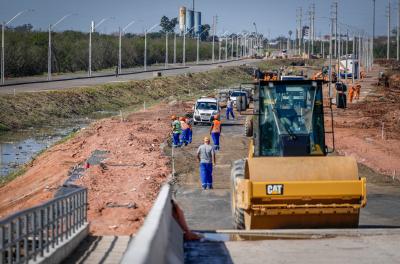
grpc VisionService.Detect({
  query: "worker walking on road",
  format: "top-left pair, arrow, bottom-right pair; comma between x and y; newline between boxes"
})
197,137 -> 216,190
354,83 -> 361,100
226,98 -> 235,120
171,116 -> 182,147
210,114 -> 222,151
348,85 -> 356,103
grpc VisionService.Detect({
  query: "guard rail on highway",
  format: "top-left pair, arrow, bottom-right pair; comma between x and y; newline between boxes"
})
0,187 -> 87,264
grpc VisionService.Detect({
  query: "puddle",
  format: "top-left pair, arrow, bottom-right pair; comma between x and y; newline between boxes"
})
0,110 -> 117,178
199,232 -> 336,242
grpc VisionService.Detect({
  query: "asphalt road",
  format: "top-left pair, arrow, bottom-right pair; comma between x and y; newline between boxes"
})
0,59 -> 257,94
172,109 -> 400,264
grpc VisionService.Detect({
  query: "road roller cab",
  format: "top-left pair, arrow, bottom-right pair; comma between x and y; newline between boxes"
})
232,80 -> 367,229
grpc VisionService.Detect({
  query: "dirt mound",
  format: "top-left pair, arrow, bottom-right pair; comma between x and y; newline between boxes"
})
0,102 -> 193,235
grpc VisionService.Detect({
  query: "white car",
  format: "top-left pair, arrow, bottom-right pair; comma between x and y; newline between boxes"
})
193,97 -> 220,125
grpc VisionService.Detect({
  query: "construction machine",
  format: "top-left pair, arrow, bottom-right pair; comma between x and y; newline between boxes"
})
311,66 -> 337,83
231,80 -> 367,229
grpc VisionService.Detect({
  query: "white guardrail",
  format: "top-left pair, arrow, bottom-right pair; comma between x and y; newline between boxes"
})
121,184 -> 184,264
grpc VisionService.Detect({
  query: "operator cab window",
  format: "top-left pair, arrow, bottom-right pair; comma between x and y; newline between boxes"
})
259,82 -> 325,157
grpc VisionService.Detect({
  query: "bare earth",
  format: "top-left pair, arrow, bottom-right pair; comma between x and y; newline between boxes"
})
329,66 -> 400,178
0,101 -> 191,235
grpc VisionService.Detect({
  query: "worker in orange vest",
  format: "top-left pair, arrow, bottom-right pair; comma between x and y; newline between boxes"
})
354,83 -> 361,100
348,85 -> 356,103
210,114 -> 222,150
180,117 -> 190,146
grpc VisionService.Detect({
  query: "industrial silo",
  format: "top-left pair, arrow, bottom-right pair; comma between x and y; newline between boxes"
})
194,11 -> 202,35
186,9 -> 194,33
179,6 -> 186,33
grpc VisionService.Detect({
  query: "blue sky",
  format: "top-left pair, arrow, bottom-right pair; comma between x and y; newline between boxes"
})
0,0 -> 387,37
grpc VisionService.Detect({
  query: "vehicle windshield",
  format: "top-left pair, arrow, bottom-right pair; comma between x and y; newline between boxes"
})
259,82 -> 325,156
231,92 -> 245,97
196,102 -> 217,110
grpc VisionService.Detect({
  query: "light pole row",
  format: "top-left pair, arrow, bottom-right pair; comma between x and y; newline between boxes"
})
1,12 -> 253,85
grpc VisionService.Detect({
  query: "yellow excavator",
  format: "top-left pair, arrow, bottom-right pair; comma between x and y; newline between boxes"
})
232,80 -> 367,229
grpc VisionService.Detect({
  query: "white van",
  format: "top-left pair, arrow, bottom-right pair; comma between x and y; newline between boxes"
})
193,97 -> 220,125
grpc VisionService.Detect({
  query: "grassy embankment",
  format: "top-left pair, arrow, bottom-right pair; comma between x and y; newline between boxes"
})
0,66 -> 253,131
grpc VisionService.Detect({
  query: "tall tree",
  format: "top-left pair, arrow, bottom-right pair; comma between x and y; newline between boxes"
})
199,24 -> 211,41
160,16 -> 178,33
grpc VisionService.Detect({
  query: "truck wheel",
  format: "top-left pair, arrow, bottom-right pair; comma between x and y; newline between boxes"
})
231,159 -> 245,230
244,116 -> 253,137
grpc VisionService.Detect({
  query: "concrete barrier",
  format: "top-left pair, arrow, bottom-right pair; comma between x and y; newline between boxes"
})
121,184 -> 184,264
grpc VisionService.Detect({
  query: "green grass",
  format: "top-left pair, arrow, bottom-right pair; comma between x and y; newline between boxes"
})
0,66 -> 253,131
0,167 -> 27,187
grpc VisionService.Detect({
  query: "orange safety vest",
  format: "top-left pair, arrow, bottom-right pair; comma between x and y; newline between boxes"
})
181,120 -> 189,130
212,120 -> 221,133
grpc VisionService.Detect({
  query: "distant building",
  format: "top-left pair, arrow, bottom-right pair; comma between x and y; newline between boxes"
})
179,6 -> 202,35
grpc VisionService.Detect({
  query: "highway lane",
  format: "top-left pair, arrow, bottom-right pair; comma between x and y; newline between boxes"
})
0,59 -> 258,94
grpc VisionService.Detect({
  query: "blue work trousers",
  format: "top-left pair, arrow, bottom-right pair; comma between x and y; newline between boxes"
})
172,132 -> 181,147
226,107 -> 235,119
200,162 -> 213,189
211,132 -> 220,150
187,128 -> 192,143
180,129 -> 189,145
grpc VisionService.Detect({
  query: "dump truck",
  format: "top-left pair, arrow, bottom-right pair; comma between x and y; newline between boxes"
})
231,80 -> 367,229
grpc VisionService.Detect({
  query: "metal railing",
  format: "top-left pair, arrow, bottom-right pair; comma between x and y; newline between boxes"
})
0,187 -> 87,264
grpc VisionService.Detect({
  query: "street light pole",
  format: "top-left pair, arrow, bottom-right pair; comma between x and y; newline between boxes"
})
89,17 -> 114,77
48,14 -> 75,81
236,36 -> 239,60
144,23 -> 159,71
231,36 -> 234,60
225,36 -> 228,61
1,9 -> 33,85
48,25 -> 52,80
165,32 -> 168,69
144,30 -> 147,70
173,33 -> 177,64
183,28 -> 186,66
1,22 -> 4,85
118,20 -> 136,74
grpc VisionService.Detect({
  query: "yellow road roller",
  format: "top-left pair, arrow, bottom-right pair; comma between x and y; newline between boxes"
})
231,80 -> 367,229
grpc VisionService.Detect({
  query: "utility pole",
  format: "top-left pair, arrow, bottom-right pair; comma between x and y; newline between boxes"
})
387,1 -> 391,60
329,18 -> 333,98
372,0 -> 376,64
165,32 -> 168,69
333,2 -> 338,58
1,22 -> 4,85
337,27 -> 341,81
311,3 -> 315,55
398,0 -> 400,60
212,15 -> 217,63
352,34 -> 355,84
89,21 -> 93,77
308,6 -> 312,57
225,35 -> 228,61
173,33 -> 177,64
346,30 -> 349,79
231,36 -> 234,60
299,7 -> 303,56
359,33 -> 362,80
